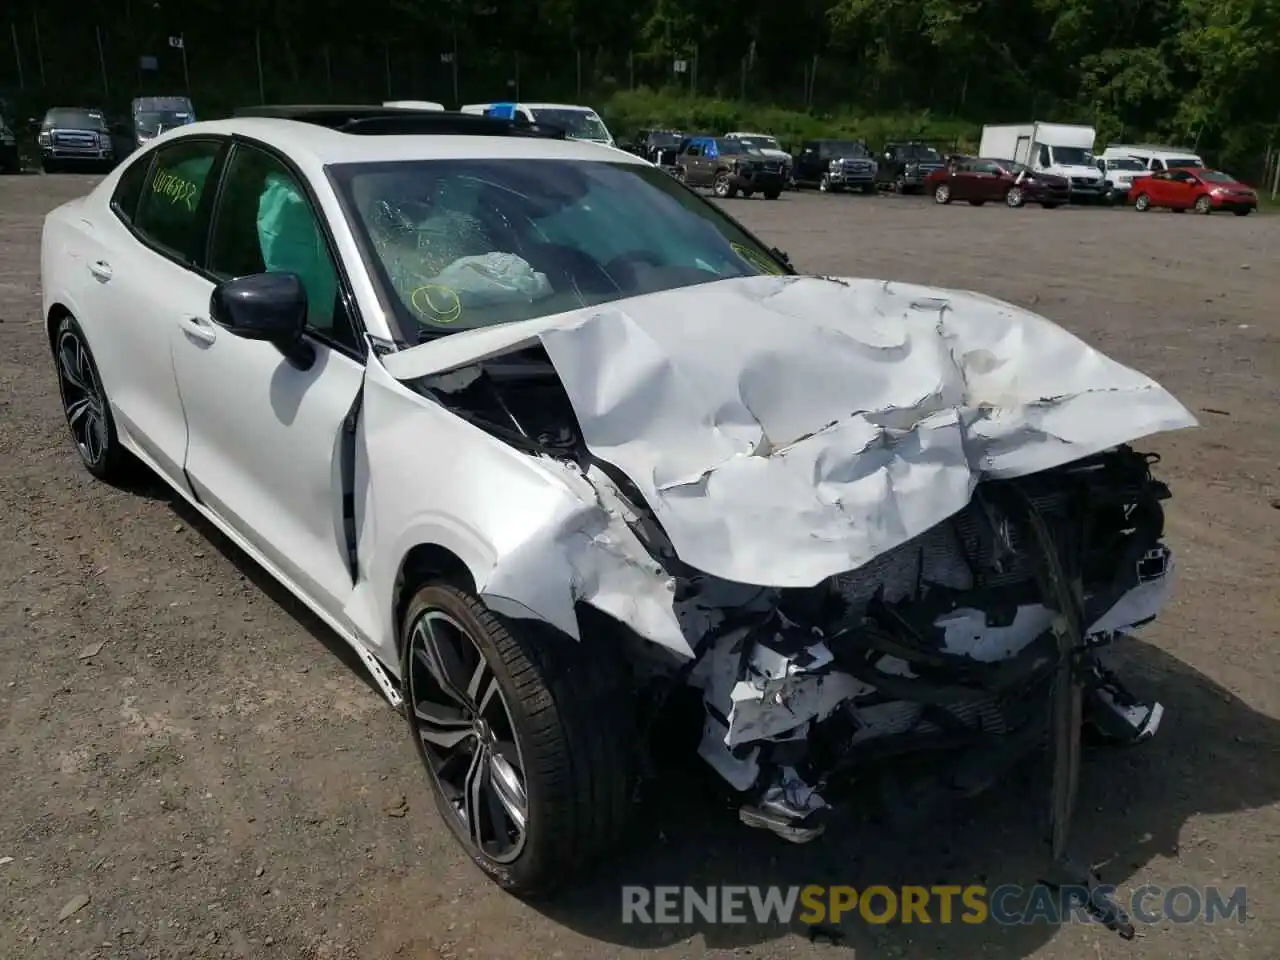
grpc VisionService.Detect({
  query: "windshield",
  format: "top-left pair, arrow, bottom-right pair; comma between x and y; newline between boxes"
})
649,132 -> 682,147
331,158 -> 789,341
736,136 -> 780,151
899,144 -> 941,160
44,109 -> 106,130
826,141 -> 869,157
1166,157 -> 1200,169
529,109 -> 610,141
134,110 -> 194,136
1106,157 -> 1144,171
1198,170 -> 1237,184
1050,146 -> 1093,165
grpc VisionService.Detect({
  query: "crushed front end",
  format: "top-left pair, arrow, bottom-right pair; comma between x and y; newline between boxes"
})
687,444 -> 1172,842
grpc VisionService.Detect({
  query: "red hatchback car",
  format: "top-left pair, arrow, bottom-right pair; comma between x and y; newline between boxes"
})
926,157 -> 1071,208
1128,168 -> 1257,215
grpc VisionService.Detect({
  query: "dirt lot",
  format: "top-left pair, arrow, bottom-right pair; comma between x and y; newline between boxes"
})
1,175 -> 1277,960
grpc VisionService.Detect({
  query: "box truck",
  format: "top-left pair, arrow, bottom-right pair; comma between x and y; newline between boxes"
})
978,122 -> 1106,202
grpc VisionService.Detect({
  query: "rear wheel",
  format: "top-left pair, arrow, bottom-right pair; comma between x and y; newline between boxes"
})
763,189 -> 781,200
401,583 -> 634,894
1134,193 -> 1150,212
713,172 -> 737,198
934,183 -> 951,204
1234,208 -> 1252,217
53,314 -> 131,483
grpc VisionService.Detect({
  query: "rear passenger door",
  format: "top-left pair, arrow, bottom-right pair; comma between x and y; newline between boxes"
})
99,136 -> 227,486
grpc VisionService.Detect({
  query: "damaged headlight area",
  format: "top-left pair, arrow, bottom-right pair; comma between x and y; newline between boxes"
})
687,445 -> 1172,843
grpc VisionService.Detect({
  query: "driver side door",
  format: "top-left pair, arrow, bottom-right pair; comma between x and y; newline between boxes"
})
681,141 -> 708,185
170,140 -> 368,623
1164,170 -> 1197,209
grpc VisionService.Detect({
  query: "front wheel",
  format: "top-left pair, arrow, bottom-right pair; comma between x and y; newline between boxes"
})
1005,186 -> 1025,208
1194,194 -> 1212,215
934,183 -> 951,204
1133,193 -> 1151,212
401,584 -> 634,894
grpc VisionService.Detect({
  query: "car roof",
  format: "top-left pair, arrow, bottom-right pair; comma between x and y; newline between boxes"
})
154,115 -> 644,171
1106,144 -> 1200,156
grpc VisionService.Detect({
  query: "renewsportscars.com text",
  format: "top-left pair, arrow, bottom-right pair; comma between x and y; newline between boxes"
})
621,884 -> 1247,927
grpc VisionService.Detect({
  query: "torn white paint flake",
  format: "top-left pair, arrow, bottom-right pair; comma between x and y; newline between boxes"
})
376,274 -> 1192,837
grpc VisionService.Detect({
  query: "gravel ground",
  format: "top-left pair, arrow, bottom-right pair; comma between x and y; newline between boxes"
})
1,174 -> 1277,960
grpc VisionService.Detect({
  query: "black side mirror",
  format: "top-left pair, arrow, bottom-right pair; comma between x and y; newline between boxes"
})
210,272 -> 314,368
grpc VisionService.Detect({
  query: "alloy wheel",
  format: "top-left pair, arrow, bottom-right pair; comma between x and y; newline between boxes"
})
934,183 -> 950,204
1006,186 -> 1024,208
714,175 -> 730,197
1195,195 -> 1212,214
407,610 -> 529,864
1134,194 -> 1150,211
56,328 -> 109,468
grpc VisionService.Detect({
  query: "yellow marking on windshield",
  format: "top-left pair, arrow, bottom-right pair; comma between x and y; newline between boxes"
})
732,242 -> 786,275
411,284 -> 462,323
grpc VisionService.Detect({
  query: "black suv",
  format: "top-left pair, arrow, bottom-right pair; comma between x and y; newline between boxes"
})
875,140 -> 948,194
0,101 -> 19,173
625,129 -> 684,173
793,139 -> 877,193
37,106 -> 116,172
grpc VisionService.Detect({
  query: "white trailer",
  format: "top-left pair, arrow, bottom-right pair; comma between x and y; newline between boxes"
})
979,122 -> 1106,201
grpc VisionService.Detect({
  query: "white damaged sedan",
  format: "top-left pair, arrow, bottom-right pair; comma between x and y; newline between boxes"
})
41,106 -> 1197,896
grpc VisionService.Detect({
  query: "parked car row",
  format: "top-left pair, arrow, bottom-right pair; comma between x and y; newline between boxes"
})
1,96 -> 197,174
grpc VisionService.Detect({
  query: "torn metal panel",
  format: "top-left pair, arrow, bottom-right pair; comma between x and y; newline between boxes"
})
383,274 -> 1197,589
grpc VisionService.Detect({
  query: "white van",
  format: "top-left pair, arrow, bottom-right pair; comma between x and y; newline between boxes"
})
1101,144 -> 1204,172
458,102 -> 614,145
978,122 -> 1106,201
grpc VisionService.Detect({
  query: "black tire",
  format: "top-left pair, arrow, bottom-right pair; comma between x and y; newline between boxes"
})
934,183 -> 952,204
400,583 -> 634,895
1194,194 -> 1212,215
1134,193 -> 1151,212
41,158 -> 59,174
763,189 -> 781,200
52,314 -> 131,483
861,183 -> 876,194
713,172 -> 737,198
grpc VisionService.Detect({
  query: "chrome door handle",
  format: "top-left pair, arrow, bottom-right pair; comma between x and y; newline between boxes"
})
87,260 -> 112,281
177,315 -> 216,344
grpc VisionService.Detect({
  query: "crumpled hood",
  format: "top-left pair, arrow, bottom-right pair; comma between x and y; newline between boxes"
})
380,275 -> 1197,588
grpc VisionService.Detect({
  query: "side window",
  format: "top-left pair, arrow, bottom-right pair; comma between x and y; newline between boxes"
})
133,138 -> 221,261
1038,144 -> 1051,166
207,144 -> 357,352
1153,158 -> 1165,170
110,153 -> 153,224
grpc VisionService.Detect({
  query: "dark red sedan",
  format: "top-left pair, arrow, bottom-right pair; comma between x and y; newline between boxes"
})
1128,167 -> 1257,215
925,157 -> 1071,208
